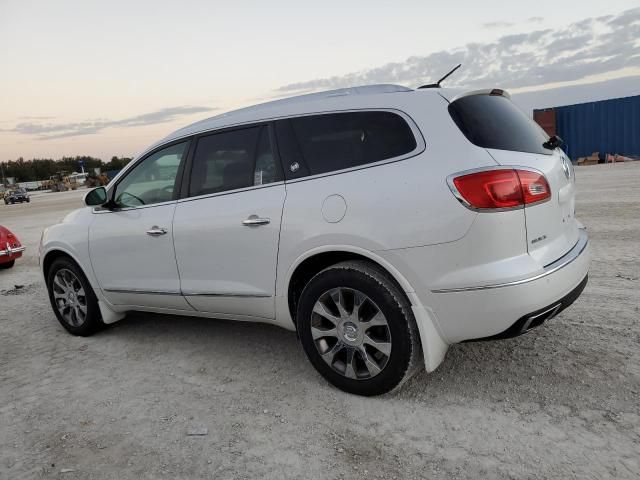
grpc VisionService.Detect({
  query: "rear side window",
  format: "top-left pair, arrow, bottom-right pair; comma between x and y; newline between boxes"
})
449,95 -> 551,155
275,111 -> 417,178
188,125 -> 281,197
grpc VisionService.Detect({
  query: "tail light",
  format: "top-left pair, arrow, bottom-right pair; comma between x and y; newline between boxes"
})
450,168 -> 550,210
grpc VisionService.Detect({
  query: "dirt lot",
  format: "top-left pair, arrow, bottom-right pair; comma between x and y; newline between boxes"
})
1,163 -> 639,479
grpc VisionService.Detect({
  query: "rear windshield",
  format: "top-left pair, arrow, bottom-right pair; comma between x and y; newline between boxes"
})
449,94 -> 551,155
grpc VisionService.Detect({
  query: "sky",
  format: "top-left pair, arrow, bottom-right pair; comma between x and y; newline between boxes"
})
1,0 -> 639,162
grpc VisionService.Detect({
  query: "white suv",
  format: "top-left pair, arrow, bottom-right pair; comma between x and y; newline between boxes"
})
40,85 -> 590,396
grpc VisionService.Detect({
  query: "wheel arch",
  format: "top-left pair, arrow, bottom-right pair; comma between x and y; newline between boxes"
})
42,248 -> 81,278
283,245 -> 449,372
41,247 -> 125,325
285,246 -> 415,325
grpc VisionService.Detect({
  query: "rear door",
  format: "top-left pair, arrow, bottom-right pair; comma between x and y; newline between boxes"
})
448,92 -> 579,266
172,124 -> 285,319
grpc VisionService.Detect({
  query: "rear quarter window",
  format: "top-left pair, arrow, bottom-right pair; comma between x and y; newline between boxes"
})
449,94 -> 551,155
275,111 -> 417,178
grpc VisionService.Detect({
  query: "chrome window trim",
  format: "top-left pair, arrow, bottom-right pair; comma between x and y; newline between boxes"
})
137,108 -> 426,191
431,229 -> 588,293
282,147 -> 425,185
277,108 -> 426,184
177,180 -> 285,204
446,165 -> 551,213
93,199 -> 178,214
163,107 -> 425,149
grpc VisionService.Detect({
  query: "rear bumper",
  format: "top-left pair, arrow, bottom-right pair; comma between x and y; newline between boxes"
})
466,273 -> 588,341
430,229 -> 590,343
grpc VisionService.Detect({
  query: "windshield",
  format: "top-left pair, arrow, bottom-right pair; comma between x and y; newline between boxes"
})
449,94 -> 551,155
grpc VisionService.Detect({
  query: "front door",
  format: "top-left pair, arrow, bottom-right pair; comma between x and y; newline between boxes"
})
173,124 -> 285,318
89,141 -> 193,310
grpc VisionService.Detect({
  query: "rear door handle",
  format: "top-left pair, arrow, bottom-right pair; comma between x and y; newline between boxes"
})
146,226 -> 168,236
242,215 -> 270,226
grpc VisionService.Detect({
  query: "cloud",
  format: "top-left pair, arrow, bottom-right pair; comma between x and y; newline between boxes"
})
276,7 -> 640,94
483,16 -> 544,29
18,115 -> 56,120
483,21 -> 514,29
7,106 -> 217,140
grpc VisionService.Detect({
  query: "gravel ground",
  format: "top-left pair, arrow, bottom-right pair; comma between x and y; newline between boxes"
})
1,163 -> 639,479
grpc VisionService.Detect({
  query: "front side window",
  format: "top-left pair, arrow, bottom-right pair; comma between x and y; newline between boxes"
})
114,141 -> 187,208
275,111 -> 417,178
188,125 -> 281,197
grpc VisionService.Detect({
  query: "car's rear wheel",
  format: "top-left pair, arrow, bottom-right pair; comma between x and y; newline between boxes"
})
46,257 -> 104,336
0,260 -> 15,269
297,260 -> 422,396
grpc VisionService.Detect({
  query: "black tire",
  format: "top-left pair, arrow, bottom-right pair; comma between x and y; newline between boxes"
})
26,198 -> 30,203
297,260 -> 422,396
0,260 -> 15,269
46,256 -> 104,336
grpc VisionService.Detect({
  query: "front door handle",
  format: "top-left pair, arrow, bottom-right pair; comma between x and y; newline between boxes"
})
146,226 -> 168,236
242,215 -> 270,227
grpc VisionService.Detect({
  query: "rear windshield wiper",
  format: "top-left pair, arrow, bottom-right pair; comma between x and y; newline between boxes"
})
543,135 -> 564,150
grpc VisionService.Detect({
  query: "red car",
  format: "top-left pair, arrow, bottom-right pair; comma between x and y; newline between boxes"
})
0,226 -> 25,269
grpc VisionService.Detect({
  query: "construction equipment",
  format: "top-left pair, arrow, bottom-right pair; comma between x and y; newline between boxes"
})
48,171 -> 81,192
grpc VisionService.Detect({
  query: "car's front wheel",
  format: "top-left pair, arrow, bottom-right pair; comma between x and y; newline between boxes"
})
297,261 -> 422,396
46,257 -> 104,336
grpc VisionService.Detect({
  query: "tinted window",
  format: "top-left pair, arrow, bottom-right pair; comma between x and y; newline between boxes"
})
448,95 -> 551,155
189,125 -> 281,197
114,141 -> 187,208
276,111 -> 417,177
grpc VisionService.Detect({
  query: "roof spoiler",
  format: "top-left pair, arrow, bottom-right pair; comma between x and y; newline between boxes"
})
446,88 -> 512,103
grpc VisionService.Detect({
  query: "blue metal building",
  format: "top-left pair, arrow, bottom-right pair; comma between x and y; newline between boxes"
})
534,95 -> 640,161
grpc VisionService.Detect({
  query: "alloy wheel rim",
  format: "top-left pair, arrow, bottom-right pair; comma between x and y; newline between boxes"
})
52,269 -> 88,327
311,287 -> 392,380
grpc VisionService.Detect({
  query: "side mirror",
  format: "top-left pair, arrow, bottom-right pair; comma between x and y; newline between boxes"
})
84,187 -> 108,207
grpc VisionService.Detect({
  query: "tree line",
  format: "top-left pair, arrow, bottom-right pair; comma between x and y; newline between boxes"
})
0,156 -> 133,183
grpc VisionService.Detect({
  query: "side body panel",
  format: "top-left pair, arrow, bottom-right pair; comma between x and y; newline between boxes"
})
273,92 -> 502,367
88,203 -> 193,310
173,184 -> 286,318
